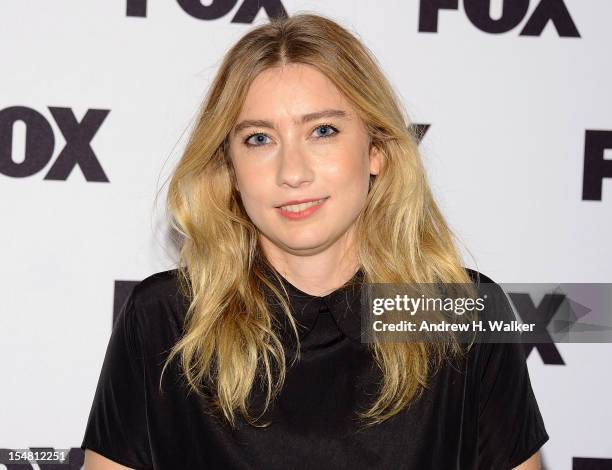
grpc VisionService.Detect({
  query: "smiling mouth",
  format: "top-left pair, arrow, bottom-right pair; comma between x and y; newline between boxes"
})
278,198 -> 328,213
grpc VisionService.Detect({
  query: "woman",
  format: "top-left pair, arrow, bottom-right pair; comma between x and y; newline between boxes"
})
81,13 -> 548,469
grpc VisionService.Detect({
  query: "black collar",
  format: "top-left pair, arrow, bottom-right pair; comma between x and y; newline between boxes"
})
259,262 -> 366,345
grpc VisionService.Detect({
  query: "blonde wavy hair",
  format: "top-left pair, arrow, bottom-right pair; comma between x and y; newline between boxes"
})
160,12 -> 477,430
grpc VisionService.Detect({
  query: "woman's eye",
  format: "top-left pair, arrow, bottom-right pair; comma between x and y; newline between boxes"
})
313,124 -> 338,138
244,124 -> 338,147
244,133 -> 270,147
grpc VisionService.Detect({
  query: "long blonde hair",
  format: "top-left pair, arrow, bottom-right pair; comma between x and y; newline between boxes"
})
161,12 -> 476,430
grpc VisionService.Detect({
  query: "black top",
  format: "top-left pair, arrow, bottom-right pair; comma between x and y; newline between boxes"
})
81,266 -> 549,469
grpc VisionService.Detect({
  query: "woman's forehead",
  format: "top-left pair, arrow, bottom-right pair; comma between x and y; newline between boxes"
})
234,66 -> 359,130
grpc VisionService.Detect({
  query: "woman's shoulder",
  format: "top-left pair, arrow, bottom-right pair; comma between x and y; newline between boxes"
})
462,267 -> 509,308
463,267 -> 497,285
132,268 -> 183,298
462,267 -> 512,315
128,268 -> 190,329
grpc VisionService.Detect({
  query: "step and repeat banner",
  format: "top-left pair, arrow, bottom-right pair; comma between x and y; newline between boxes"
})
1,1 -> 611,469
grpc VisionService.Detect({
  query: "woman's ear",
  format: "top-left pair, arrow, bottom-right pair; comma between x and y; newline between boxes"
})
369,143 -> 382,176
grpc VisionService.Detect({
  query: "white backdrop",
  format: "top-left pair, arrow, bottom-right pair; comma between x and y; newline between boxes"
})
1,1 -> 611,469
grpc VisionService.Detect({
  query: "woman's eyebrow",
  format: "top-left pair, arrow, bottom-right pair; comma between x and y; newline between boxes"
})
232,109 -> 350,134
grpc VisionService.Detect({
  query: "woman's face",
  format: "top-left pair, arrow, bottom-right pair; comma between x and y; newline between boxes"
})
228,63 -> 381,258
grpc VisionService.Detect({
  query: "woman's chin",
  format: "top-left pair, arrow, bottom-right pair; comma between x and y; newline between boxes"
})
276,236 -> 334,254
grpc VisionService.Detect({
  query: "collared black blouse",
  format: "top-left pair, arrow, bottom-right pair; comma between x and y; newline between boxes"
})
81,266 -> 549,469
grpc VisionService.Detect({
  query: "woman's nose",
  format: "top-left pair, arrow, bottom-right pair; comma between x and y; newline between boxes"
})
276,141 -> 314,187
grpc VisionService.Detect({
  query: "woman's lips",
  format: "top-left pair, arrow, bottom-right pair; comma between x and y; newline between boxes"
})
276,197 -> 329,220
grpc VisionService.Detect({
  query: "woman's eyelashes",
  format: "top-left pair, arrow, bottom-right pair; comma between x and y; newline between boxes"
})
312,123 -> 339,139
242,123 -> 339,148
